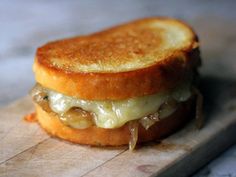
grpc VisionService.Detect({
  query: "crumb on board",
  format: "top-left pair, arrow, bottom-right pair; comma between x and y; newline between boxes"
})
23,112 -> 37,123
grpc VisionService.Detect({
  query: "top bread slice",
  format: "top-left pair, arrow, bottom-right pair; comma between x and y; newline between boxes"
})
34,17 -> 200,100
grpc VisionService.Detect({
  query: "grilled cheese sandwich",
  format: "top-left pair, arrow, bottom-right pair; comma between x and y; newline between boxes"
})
30,17 -> 202,150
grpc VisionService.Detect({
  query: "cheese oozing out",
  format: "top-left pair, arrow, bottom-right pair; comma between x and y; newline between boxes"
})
47,83 -> 192,129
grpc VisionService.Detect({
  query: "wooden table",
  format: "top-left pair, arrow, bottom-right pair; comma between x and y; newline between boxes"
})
1,1 -> 236,176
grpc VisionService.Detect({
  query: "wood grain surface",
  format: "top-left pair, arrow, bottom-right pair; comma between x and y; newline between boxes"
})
0,81 -> 236,177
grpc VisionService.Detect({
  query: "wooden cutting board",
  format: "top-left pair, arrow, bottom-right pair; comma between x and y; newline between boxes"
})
0,75 -> 236,177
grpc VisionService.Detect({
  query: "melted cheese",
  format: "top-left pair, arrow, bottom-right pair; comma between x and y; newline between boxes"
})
47,83 -> 191,129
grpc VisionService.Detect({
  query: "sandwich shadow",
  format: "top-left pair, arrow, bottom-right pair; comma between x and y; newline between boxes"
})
199,75 -> 236,125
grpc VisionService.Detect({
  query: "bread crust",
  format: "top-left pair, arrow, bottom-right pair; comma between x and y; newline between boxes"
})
34,17 -> 200,100
35,98 -> 194,146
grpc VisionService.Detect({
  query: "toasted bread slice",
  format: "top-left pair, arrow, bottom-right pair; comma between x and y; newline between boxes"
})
34,17 -> 200,100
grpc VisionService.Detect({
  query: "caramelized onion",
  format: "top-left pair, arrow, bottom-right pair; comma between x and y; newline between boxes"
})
30,84 -> 95,129
30,84 -> 51,112
139,112 -> 159,130
139,98 -> 178,130
60,108 -> 94,129
193,87 -> 204,129
128,121 -> 139,150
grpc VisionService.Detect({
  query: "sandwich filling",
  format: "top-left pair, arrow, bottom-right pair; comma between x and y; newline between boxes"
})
31,83 -> 192,129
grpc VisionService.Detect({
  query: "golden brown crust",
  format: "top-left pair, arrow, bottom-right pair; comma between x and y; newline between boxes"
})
35,98 -> 194,146
34,17 -> 200,100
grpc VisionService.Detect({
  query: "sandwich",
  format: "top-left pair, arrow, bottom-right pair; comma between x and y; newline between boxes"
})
30,17 -> 202,150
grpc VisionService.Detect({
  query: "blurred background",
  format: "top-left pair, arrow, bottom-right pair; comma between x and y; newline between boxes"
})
0,0 -> 236,176
1,0 -> 236,105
